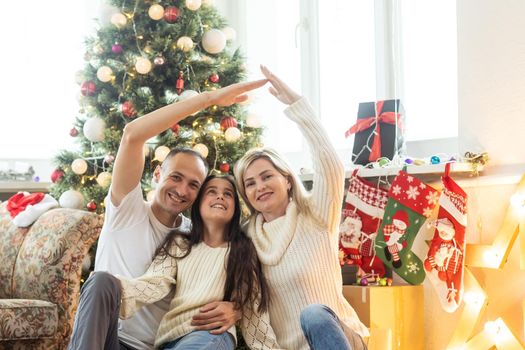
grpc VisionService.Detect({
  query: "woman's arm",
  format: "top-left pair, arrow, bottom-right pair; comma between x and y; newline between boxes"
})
240,301 -> 284,350
111,79 -> 267,206
261,65 -> 345,233
116,251 -> 178,319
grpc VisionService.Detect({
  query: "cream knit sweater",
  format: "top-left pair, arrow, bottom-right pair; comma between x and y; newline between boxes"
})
246,97 -> 369,350
117,241 -> 281,349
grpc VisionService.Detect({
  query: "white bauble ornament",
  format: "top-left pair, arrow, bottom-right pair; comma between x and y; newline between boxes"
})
193,143 -> 209,158
146,190 -> 155,202
83,117 -> 106,142
176,36 -> 194,52
110,13 -> 127,28
96,66 -> 113,82
81,254 -> 92,272
246,113 -> 262,128
155,146 -> 171,162
185,0 -> 202,11
178,89 -> 199,101
71,158 -> 88,175
222,26 -> 237,41
135,57 -> 152,74
148,4 -> 164,20
59,189 -> 84,209
202,29 -> 226,54
224,127 -> 241,142
96,171 -> 112,187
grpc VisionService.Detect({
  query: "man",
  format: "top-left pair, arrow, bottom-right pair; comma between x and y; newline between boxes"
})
68,79 -> 267,350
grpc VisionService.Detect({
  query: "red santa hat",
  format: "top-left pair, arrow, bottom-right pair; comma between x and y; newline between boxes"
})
392,210 -> 409,230
7,192 -> 58,227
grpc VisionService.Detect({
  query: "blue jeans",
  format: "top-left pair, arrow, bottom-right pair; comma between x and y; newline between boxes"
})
161,330 -> 235,350
300,304 -> 367,350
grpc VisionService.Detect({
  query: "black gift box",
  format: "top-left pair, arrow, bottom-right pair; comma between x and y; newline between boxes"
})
349,99 -> 405,165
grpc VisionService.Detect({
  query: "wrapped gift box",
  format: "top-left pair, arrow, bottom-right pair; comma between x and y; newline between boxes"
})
343,284 -> 424,350
347,99 -> 405,165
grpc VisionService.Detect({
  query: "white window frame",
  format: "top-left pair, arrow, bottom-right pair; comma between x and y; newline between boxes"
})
219,0 -> 459,171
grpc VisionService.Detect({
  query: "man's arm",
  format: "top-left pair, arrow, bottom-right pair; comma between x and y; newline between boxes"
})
111,79 -> 268,206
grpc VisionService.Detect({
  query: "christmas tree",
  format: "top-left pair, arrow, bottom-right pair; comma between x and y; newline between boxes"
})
49,0 -> 263,214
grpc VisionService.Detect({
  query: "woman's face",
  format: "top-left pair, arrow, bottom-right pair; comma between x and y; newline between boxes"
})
242,158 -> 291,222
199,178 -> 236,227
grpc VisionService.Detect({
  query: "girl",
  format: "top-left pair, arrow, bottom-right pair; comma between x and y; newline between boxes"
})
234,66 -> 369,350
118,175 -> 280,350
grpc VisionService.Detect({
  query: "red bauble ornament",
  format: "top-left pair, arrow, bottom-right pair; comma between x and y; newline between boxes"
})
87,200 -> 97,212
122,101 -> 136,118
176,71 -> 184,93
209,73 -> 220,83
220,116 -> 238,130
219,162 -> 230,173
69,127 -> 79,137
51,169 -> 64,183
164,7 -> 179,23
80,81 -> 96,96
171,123 -> 180,135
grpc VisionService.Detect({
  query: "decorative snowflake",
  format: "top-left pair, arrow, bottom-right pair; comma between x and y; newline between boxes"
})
423,207 -> 433,217
426,191 -> 440,205
419,183 -> 426,190
406,186 -> 420,200
406,175 -> 414,183
407,262 -> 420,273
393,203 -> 398,208
392,185 -> 402,195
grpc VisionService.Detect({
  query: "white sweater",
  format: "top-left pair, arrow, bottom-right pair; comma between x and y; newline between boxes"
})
117,241 -> 281,349
247,98 -> 369,350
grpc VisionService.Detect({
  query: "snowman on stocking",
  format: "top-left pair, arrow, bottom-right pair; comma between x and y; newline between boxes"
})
424,163 -> 467,312
383,210 -> 409,268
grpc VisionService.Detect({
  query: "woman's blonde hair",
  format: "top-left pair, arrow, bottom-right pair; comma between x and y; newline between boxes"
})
234,147 -> 313,218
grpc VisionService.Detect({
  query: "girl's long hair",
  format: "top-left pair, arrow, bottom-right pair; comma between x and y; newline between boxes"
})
155,174 -> 269,313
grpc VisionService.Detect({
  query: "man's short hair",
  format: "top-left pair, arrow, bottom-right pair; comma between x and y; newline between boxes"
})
162,147 -> 209,174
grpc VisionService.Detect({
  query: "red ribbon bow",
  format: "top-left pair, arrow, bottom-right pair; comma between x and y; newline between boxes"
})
345,100 -> 403,162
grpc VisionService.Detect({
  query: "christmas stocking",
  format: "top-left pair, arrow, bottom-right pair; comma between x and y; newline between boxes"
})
424,163 -> 467,312
339,172 -> 388,277
375,171 -> 439,284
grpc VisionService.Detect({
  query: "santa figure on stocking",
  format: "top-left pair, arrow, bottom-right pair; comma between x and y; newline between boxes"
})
424,218 -> 463,303
339,212 -> 363,266
383,210 -> 409,268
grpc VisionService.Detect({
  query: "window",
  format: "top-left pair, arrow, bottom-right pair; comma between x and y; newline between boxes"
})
235,0 -> 458,169
0,0 -> 99,159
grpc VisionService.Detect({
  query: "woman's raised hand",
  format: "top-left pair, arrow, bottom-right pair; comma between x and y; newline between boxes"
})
260,65 -> 301,105
207,79 -> 268,107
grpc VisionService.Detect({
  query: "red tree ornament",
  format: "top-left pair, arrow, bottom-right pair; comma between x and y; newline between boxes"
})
70,127 -> 79,137
80,81 -> 96,96
209,73 -> 220,83
176,71 -> 184,93
220,116 -> 238,130
219,162 -> 230,173
51,169 -> 64,183
164,7 -> 179,23
122,101 -> 136,118
171,123 -> 180,135
87,200 -> 97,212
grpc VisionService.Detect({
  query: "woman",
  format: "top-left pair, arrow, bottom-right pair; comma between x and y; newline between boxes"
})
234,66 -> 369,350
116,174 -> 279,349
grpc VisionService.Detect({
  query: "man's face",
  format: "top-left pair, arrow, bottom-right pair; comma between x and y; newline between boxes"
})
151,152 -> 207,226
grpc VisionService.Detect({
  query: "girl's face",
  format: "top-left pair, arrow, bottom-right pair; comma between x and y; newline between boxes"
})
242,158 -> 291,222
199,178 -> 236,226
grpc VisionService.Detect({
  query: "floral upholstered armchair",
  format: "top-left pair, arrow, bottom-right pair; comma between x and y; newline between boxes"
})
0,201 -> 103,350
